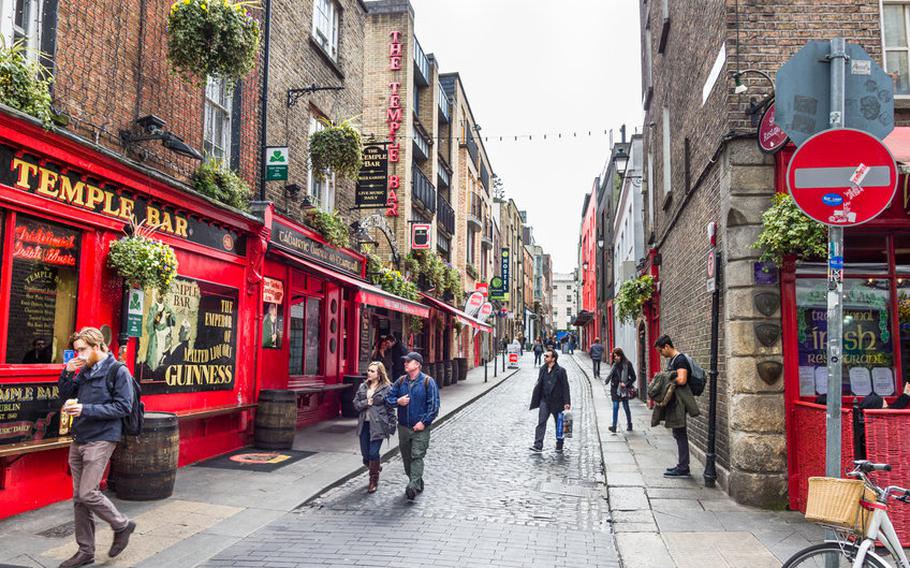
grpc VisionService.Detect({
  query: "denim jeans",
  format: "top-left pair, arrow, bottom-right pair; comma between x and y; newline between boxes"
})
612,399 -> 632,428
534,352 -> 542,365
359,422 -> 382,462
592,359 -> 601,377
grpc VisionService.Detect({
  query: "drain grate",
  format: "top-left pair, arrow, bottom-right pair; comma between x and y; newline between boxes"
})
37,520 -> 75,538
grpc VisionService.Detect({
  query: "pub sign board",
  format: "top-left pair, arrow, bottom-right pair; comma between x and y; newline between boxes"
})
136,277 -> 239,394
0,382 -> 61,445
0,144 -> 245,255
356,144 -> 389,208
271,219 -> 363,277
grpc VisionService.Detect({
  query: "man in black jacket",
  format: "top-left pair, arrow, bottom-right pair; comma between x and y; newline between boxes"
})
529,349 -> 571,453
57,328 -> 137,568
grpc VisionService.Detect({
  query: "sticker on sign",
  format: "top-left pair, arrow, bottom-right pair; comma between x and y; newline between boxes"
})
849,163 -> 870,186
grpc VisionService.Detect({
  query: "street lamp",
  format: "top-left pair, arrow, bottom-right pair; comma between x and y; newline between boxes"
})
731,68 -> 775,94
612,148 -> 629,176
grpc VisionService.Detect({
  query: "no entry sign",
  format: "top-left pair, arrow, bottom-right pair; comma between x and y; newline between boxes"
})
786,128 -> 897,226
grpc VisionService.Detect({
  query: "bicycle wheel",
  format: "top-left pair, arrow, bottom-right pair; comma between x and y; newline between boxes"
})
783,542 -> 888,567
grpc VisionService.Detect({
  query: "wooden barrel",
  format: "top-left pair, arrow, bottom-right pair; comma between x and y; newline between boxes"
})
254,390 -> 298,450
455,357 -> 469,381
430,363 -> 443,389
449,359 -> 460,385
110,412 -> 179,501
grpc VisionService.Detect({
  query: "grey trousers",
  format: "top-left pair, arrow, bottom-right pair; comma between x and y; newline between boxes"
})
69,440 -> 130,555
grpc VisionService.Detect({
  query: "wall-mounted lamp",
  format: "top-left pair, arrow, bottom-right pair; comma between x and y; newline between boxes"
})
731,68 -> 775,95
597,239 -> 604,249
120,115 -> 204,161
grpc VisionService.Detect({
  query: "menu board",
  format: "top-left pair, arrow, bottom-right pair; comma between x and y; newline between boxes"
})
135,277 -> 239,394
359,309 -> 372,374
0,382 -> 61,445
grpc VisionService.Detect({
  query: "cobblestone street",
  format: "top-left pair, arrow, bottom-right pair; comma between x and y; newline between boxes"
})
201,354 -> 620,567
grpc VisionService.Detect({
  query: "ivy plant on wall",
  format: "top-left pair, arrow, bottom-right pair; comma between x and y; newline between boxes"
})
191,159 -> 252,211
305,208 -> 351,249
0,42 -> 54,128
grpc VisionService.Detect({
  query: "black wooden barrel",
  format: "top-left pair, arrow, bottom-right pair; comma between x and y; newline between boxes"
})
450,359 -> 460,385
430,363 -> 443,389
254,390 -> 298,449
438,360 -> 448,386
110,412 -> 179,501
455,357 -> 469,381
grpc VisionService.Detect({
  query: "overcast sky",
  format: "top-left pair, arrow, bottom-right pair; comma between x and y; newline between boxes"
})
410,0 -> 643,273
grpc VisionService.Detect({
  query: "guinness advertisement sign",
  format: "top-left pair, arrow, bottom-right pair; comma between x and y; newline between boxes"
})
0,145 -> 246,255
271,219 -> 362,277
355,144 -> 389,208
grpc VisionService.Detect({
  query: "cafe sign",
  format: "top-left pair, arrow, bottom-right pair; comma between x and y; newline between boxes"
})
271,219 -> 363,277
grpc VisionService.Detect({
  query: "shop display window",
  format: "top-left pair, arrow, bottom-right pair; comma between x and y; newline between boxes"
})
796,278 -> 895,397
5,214 -> 80,365
289,295 -> 322,376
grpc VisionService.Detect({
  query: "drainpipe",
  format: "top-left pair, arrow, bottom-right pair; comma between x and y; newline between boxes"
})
703,251 -> 722,488
257,0 -> 272,201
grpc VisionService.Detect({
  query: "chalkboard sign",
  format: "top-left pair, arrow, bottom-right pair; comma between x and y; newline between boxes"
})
0,382 -> 61,445
359,309 -> 372,374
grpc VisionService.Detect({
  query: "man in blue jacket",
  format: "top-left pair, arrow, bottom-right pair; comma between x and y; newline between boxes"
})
57,328 -> 136,568
386,352 -> 439,501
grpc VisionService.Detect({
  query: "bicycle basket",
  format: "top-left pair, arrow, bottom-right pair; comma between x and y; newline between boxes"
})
805,477 -> 876,533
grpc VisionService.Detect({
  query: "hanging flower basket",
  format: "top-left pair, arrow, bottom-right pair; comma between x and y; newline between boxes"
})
309,118 -> 363,181
167,0 -> 261,85
107,220 -> 179,296
615,274 -> 654,324
753,193 -> 827,266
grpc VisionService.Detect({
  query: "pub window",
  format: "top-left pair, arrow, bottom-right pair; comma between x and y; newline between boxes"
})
204,76 -> 232,164
288,295 -> 322,376
2,0 -> 42,57
312,0 -> 339,61
308,116 -> 336,211
884,2 -> 910,96
6,214 -> 80,365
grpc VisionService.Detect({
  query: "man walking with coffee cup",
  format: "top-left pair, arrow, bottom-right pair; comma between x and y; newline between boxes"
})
57,327 -> 136,568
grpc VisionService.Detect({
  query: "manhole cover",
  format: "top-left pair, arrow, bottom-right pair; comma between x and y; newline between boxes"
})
320,425 -> 356,434
38,521 -> 75,538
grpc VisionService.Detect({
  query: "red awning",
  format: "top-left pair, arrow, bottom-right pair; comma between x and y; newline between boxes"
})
420,293 -> 493,333
885,127 -> 910,164
272,250 -> 430,318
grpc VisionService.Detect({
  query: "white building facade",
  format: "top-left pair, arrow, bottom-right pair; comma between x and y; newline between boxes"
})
551,271 -> 578,332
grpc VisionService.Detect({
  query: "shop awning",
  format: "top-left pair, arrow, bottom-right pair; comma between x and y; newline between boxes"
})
572,310 -> 594,326
885,127 -> 910,165
273,251 -> 430,318
420,293 -> 493,333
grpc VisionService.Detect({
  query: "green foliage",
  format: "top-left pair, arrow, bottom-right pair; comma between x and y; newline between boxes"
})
408,315 -> 424,334
465,264 -> 479,280
0,42 -> 53,128
191,159 -> 252,210
305,208 -> 350,249
753,193 -> 828,265
404,250 -> 450,295
108,221 -> 179,296
362,246 -> 419,301
167,0 -> 261,85
309,118 -> 363,181
444,266 -> 463,300
615,274 -> 654,324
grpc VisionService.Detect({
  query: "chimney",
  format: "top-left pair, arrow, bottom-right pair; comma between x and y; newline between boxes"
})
620,124 -> 627,143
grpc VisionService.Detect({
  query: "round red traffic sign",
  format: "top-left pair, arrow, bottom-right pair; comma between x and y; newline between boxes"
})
786,128 -> 897,226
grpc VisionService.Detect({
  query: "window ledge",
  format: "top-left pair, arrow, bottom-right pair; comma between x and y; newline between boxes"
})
309,36 -> 345,81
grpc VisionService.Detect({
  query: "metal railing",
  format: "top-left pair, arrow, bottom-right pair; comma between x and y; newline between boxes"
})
437,80 -> 450,123
480,162 -> 489,193
437,165 -> 450,189
481,219 -> 494,248
414,37 -> 430,87
437,193 -> 455,235
412,126 -> 430,162
467,194 -> 483,231
464,128 -> 478,165
412,165 -> 437,214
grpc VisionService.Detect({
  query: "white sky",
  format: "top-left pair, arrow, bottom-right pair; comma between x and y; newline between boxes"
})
410,0 -> 643,273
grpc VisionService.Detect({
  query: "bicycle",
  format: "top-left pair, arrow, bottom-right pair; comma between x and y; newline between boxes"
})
783,460 -> 910,567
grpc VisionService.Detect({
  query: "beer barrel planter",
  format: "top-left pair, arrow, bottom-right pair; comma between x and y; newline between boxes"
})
110,412 -> 179,501
341,375 -> 365,418
254,390 -> 297,450
455,357 -> 469,381
431,363 -> 443,389
442,360 -> 453,386
450,359 -> 461,385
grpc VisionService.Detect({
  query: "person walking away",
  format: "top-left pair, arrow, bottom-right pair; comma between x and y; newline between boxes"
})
353,362 -> 396,493
529,349 -> 571,453
386,352 -> 439,501
654,335 -> 700,478
57,327 -> 137,568
607,348 -> 636,432
589,337 -> 605,379
532,338 -> 544,366
568,333 -> 576,354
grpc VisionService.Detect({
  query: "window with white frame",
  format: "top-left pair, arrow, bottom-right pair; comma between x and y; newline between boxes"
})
308,116 -> 335,210
203,77 -> 232,164
662,106 -> 672,194
312,0 -> 340,61
3,0 -> 42,57
883,2 -> 910,96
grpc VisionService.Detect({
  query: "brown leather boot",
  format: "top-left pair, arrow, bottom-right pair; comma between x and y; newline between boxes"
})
368,460 -> 380,493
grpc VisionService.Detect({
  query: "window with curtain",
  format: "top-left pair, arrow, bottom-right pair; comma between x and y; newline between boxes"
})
7,214 -> 80,365
204,76 -> 232,164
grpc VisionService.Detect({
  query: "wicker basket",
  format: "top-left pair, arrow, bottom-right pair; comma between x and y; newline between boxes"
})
805,477 -> 875,533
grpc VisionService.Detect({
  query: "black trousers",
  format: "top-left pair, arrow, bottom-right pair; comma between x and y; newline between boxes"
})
534,352 -> 542,365
534,401 -> 561,448
592,359 -> 601,377
672,426 -> 690,470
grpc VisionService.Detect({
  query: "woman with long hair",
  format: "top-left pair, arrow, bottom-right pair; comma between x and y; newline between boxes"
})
353,361 -> 396,493
606,347 -> 636,433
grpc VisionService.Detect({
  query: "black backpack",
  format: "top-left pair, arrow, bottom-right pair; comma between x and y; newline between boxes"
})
681,354 -> 707,397
105,361 -> 145,436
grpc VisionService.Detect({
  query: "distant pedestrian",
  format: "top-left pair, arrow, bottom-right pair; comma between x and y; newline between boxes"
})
529,349 -> 571,454
386,334 -> 407,379
353,362 -> 396,493
654,335 -> 700,478
532,338 -> 544,366
568,334 -> 576,354
57,327 -> 137,568
387,352 -> 439,501
589,337 -> 605,378
607,348 -> 636,433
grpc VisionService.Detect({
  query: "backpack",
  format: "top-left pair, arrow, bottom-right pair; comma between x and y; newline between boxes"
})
680,354 -> 707,396
105,362 -> 145,436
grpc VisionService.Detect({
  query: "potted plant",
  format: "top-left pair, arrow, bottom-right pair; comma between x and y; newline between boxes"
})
108,219 -> 179,296
191,159 -> 252,211
0,41 -> 54,128
465,264 -> 479,280
309,118 -> 363,181
167,0 -> 261,85
615,274 -> 654,324
753,193 -> 827,265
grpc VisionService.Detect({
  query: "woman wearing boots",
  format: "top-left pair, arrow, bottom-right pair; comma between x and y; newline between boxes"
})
353,362 -> 396,493
607,348 -> 636,433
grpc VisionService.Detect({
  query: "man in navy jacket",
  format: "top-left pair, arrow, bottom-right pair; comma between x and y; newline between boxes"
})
57,328 -> 136,568
387,352 -> 439,501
